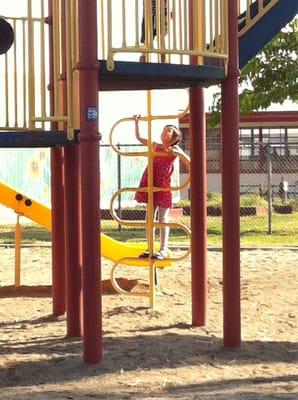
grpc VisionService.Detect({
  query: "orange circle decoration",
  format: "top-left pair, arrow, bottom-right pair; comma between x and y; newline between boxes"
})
29,159 -> 41,179
39,151 -> 46,160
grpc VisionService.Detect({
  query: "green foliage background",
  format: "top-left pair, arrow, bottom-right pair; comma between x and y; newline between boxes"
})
209,18 -> 298,126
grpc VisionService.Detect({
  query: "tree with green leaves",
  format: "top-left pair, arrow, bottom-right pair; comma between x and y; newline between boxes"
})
209,18 -> 298,127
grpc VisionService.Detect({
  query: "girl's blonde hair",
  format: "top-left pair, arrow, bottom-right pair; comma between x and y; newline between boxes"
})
165,124 -> 183,146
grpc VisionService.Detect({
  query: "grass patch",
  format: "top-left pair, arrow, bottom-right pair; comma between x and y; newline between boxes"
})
208,213 -> 298,246
1,213 -> 297,247
0,224 -> 51,244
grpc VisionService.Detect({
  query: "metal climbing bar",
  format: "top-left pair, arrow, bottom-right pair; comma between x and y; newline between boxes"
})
108,111 -> 191,308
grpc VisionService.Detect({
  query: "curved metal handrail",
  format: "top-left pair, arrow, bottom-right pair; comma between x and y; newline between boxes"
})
110,240 -> 191,300
109,107 -> 189,155
109,177 -> 190,225
111,260 -> 151,297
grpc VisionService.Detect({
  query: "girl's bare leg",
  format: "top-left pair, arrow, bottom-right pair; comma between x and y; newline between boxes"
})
158,207 -> 170,252
140,207 -> 157,256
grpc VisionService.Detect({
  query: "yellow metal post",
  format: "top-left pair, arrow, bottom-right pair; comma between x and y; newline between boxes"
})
14,214 -> 22,287
65,0 -> 75,139
27,0 -> 35,129
146,90 -> 156,309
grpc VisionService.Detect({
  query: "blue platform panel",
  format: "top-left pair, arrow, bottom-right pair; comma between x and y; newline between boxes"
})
98,61 -> 225,91
239,0 -> 298,69
0,131 -> 78,148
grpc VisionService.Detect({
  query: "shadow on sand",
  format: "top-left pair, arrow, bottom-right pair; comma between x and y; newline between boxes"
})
1,317 -> 297,390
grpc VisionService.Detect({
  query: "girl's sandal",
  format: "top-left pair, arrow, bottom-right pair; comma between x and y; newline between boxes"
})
139,250 -> 149,258
151,250 -> 167,260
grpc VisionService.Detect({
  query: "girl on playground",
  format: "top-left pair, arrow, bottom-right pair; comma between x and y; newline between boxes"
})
134,114 -> 189,260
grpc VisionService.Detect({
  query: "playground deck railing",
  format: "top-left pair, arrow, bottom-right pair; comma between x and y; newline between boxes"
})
0,0 -> 230,137
99,0 -> 229,70
0,1 -> 76,139
0,1 -> 280,137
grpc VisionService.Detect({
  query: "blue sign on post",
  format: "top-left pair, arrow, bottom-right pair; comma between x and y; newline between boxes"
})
86,106 -> 98,122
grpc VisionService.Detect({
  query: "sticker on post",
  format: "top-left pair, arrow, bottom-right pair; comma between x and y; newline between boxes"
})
86,106 -> 98,121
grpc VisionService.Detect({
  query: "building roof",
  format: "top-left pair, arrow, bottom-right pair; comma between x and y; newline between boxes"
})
179,111 -> 298,128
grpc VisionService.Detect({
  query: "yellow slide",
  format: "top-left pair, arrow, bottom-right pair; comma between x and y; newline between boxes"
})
0,181 -> 170,267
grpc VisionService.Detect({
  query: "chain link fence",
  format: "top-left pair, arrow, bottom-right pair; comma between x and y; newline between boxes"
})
204,126 -> 298,243
103,125 -> 298,246
0,128 -> 297,246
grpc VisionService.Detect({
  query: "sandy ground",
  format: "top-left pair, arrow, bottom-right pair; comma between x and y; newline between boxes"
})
0,246 -> 297,399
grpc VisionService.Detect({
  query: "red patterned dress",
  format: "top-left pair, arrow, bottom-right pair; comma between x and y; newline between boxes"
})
135,144 -> 177,208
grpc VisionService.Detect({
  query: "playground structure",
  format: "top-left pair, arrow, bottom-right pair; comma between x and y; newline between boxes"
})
0,0 -> 297,364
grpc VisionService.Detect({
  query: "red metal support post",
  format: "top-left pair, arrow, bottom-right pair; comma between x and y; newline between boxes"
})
47,0 -> 66,316
221,0 -> 241,347
78,0 -> 102,363
64,144 -> 82,336
60,0 -> 82,337
190,87 -> 208,326
50,148 -> 66,316
188,0 -> 208,326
